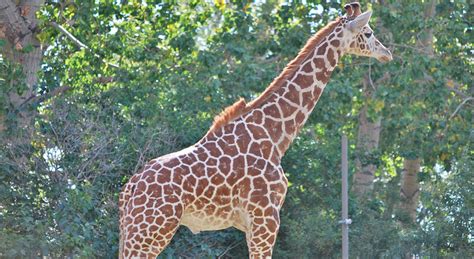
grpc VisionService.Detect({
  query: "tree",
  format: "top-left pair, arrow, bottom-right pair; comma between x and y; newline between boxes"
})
0,1 -> 471,257
396,0 -> 436,228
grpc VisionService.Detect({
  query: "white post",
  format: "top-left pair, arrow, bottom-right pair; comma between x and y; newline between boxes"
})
340,135 -> 351,259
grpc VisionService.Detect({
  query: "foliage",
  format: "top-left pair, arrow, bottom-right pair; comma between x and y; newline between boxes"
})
0,0 -> 471,258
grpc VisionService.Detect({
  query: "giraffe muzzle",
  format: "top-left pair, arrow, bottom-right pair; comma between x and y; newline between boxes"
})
377,48 -> 393,63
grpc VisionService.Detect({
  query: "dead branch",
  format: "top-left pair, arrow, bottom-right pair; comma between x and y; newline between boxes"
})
449,97 -> 473,120
50,21 -> 119,68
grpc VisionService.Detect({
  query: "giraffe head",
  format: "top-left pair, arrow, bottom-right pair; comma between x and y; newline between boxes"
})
340,2 -> 392,62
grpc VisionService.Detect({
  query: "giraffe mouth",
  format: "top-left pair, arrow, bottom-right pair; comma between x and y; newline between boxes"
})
377,49 -> 393,63
378,55 -> 392,63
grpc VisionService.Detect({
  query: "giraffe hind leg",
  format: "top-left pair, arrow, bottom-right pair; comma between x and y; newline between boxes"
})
121,188 -> 183,258
119,176 -> 139,259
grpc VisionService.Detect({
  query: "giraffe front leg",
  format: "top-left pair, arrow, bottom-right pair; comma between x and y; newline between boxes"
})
246,206 -> 281,259
243,166 -> 287,258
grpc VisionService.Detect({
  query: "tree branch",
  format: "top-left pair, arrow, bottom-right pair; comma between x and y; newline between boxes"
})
449,97 -> 473,120
50,21 -> 89,50
50,21 -> 120,68
34,85 -> 71,104
217,240 -> 244,259
388,43 -> 426,52
18,85 -> 71,108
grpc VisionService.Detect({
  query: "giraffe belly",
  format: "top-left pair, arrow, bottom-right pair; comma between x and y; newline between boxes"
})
180,210 -> 232,234
180,204 -> 251,234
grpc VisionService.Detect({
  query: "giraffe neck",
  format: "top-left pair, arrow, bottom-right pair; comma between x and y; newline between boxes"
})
244,26 -> 343,159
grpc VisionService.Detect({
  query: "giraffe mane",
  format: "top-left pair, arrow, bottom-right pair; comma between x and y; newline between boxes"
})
208,17 -> 342,134
209,98 -> 247,133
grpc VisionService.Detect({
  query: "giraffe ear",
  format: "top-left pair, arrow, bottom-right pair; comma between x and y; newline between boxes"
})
347,10 -> 372,32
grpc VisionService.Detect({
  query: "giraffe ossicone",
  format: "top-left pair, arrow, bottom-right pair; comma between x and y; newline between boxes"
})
119,2 -> 392,258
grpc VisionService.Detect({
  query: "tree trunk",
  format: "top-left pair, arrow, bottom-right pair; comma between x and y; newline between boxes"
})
0,0 -> 44,137
351,0 -> 394,198
397,0 -> 436,225
352,75 -> 382,197
399,158 -> 421,222
417,0 -> 436,57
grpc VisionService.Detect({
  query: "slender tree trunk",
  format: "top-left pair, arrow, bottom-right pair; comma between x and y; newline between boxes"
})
417,0 -> 436,57
351,0 -> 393,198
398,0 -> 436,225
399,158 -> 421,222
352,75 -> 382,197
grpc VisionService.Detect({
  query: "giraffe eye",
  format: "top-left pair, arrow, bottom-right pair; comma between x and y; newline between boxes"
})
364,32 -> 372,38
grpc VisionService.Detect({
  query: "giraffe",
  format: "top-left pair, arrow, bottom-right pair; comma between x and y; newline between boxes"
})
119,2 -> 392,258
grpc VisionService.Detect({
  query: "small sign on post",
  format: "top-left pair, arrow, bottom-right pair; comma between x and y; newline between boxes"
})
339,134 -> 351,259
